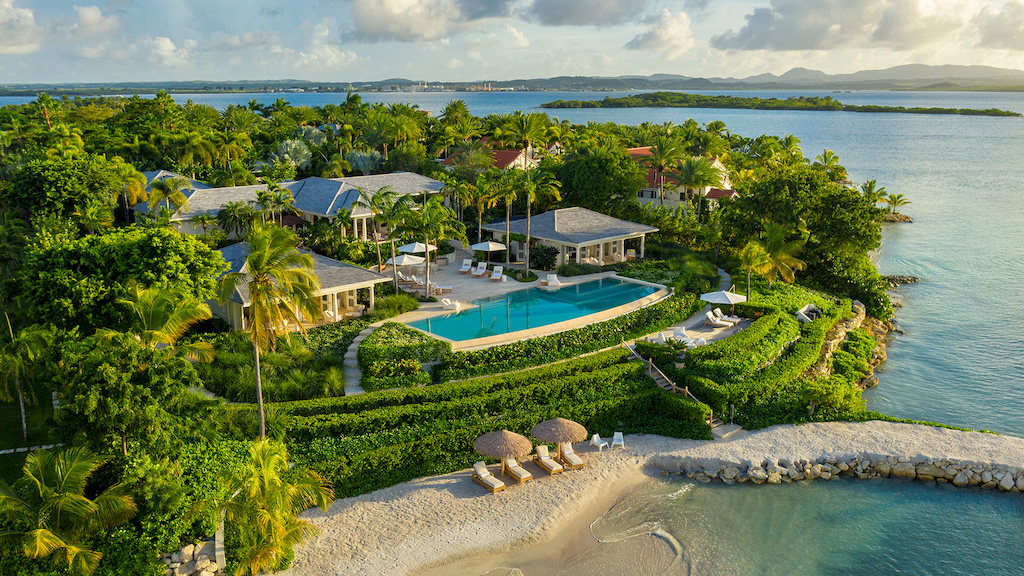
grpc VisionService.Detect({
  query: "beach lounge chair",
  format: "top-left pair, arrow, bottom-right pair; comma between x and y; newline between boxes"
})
713,308 -> 742,325
490,265 -> 504,281
558,442 -> 585,470
430,282 -> 452,294
611,432 -> 626,450
472,461 -> 506,493
397,271 -> 414,284
704,311 -> 732,328
626,249 -> 636,260
410,276 -> 426,290
650,332 -> 667,345
533,445 -> 563,475
672,327 -> 706,348
458,259 -> 473,273
540,273 -> 561,287
589,434 -> 608,452
471,262 -> 488,277
441,298 -> 460,311
502,457 -> 533,484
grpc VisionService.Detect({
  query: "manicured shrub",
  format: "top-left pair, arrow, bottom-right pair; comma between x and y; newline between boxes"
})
369,294 -> 419,321
356,322 -> 451,371
684,313 -> 800,382
634,340 -> 677,365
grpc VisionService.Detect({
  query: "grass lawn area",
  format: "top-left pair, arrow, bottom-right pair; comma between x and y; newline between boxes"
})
0,396 -> 54,451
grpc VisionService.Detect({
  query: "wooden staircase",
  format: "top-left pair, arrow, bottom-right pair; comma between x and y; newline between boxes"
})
624,342 -> 725,429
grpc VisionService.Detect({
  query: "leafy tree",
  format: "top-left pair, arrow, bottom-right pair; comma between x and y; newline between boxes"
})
15,226 -> 226,333
217,200 -> 259,238
216,225 -> 320,439
0,322 -> 53,442
0,447 -> 137,576
72,200 -> 113,235
54,333 -> 203,456
6,154 -> 121,219
558,147 -> 646,212
197,440 -> 332,575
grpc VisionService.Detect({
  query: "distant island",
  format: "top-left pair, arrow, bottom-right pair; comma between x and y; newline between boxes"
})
541,92 -> 1022,117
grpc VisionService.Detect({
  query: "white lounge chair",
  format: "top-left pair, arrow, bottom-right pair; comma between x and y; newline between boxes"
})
650,332 -> 667,345
490,265 -> 504,281
626,249 -> 636,260
472,461 -> 506,493
458,259 -> 473,273
713,308 -> 742,325
502,457 -> 533,484
558,442 -> 585,470
410,275 -> 426,290
704,311 -> 732,328
589,434 -> 608,452
533,445 -> 563,475
471,262 -> 488,277
441,298 -> 460,311
672,327 -> 706,348
397,271 -> 414,284
611,432 -> 626,450
540,273 -> 561,287
430,282 -> 452,294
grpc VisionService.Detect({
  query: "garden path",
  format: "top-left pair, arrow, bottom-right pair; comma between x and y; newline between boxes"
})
343,323 -> 386,396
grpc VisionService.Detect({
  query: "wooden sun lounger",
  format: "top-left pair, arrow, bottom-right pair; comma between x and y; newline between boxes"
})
472,461 -> 506,493
559,442 -> 585,470
533,445 -> 563,475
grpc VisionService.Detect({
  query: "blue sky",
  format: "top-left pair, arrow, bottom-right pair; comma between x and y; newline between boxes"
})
2,0 -> 1023,83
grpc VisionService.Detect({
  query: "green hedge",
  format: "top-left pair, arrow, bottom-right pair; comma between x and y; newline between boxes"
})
434,295 -> 702,381
305,318 -> 371,357
274,348 -> 633,417
368,293 -> 419,322
634,341 -> 678,365
361,371 -> 432,393
357,322 -> 451,372
684,313 -> 800,382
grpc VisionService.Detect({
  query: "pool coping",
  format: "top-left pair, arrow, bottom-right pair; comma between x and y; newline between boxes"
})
399,274 -> 670,351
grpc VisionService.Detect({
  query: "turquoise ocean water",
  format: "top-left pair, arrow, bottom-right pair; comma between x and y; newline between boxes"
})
6,89 -> 1021,573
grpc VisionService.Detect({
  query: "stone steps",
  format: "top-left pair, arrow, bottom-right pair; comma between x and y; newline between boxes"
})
712,423 -> 745,440
342,326 -> 378,396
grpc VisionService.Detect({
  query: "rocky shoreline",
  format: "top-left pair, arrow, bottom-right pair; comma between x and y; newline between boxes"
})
662,452 -> 1024,493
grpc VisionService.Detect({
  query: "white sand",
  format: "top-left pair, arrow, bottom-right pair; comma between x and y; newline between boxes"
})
283,422 -> 1024,576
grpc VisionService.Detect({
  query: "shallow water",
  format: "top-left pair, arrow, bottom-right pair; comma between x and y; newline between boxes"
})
486,477 -> 1024,576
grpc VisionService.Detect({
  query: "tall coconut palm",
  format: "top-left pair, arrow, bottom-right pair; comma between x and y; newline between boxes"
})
676,156 -> 723,220
516,169 -> 561,275
503,112 -> 547,162
111,158 -> 147,223
148,176 -> 191,213
193,214 -> 216,236
646,136 -> 684,206
0,447 -> 137,576
860,180 -> 888,205
748,223 -> 807,289
471,173 -> 501,243
494,172 -> 520,265
0,321 -> 52,442
217,201 -> 258,238
253,188 -> 276,223
270,185 -> 299,226
739,240 -> 771,300
198,440 -> 331,576
394,196 -> 466,295
216,224 -> 321,439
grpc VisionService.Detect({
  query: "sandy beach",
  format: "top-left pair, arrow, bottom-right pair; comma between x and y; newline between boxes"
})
283,421 -> 1024,576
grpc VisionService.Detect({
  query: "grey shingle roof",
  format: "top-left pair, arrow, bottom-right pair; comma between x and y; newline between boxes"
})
217,242 -> 389,305
134,171 -> 444,220
481,207 -> 658,246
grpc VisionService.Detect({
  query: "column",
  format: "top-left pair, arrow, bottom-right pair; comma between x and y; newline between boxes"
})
640,235 -> 646,259
332,292 -> 338,319
597,243 -> 603,265
368,284 -> 375,312
576,245 -> 582,264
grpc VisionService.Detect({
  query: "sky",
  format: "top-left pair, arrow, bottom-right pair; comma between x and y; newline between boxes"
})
2,0 -> 1024,84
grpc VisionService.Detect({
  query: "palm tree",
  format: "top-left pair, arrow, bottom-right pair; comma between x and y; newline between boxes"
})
0,447 -> 136,576
253,188 -> 276,223
111,158 -> 147,223
471,173 -> 500,243
646,136 -> 684,206
148,176 -> 191,213
270,185 -> 299,226
861,180 -> 888,205
494,172 -> 520,265
748,223 -> 807,289
739,240 -> 771,300
216,224 -> 321,439
198,440 -> 331,576
72,200 -> 113,235
193,214 -> 216,236
676,156 -> 723,220
439,99 -> 471,124
109,281 -> 215,362
393,196 -> 466,295
0,322 -> 52,442
884,193 -> 911,214
503,112 -> 547,162
517,169 -> 561,275
217,201 -> 258,238
345,150 -> 382,176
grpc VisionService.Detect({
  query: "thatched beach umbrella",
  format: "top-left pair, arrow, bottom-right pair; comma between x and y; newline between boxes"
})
530,418 -> 587,460
474,430 -> 533,477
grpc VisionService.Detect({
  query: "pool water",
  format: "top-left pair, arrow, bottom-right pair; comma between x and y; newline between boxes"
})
406,278 -> 658,341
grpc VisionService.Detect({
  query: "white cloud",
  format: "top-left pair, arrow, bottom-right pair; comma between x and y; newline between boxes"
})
347,0 -> 485,41
148,36 -> 193,67
527,0 -> 649,26
446,57 -> 463,69
505,24 -> 529,48
0,0 -> 40,55
70,5 -> 121,38
974,1 -> 1024,49
625,9 -> 696,60
294,21 -> 357,67
205,31 -> 279,51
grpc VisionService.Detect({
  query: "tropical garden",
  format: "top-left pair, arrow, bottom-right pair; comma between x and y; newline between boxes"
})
0,91 -> 904,574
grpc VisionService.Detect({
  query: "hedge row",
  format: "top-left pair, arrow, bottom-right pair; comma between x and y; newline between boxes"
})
434,295 -> 703,381
287,363 -> 649,441
296,389 -> 712,498
360,371 -> 432,393
356,322 -> 452,371
684,313 -> 800,382
274,348 -> 633,417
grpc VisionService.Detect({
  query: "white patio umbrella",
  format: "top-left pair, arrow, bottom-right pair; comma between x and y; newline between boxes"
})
470,240 -> 506,262
385,254 -> 425,266
700,289 -> 747,314
397,242 -> 437,254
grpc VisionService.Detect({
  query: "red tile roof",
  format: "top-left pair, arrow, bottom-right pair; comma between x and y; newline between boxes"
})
706,188 -> 739,199
440,146 -> 537,170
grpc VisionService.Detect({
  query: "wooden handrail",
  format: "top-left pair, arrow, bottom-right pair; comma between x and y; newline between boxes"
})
622,341 -> 713,425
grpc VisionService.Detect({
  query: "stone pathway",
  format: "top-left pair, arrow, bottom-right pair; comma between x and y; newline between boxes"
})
343,324 -> 380,396
0,443 -> 63,455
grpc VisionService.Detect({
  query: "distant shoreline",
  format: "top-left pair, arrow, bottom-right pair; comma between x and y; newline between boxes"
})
541,92 -> 1022,117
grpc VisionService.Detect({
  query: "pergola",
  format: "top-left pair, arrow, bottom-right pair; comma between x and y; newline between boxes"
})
480,207 -> 658,267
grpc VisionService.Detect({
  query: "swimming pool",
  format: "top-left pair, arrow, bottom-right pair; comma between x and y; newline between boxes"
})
407,278 -> 659,342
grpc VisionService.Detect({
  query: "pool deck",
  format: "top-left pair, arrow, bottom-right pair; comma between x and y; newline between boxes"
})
385,258 -> 669,350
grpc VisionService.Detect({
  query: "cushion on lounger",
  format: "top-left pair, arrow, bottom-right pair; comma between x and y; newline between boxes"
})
474,461 -> 489,477
481,475 -> 505,489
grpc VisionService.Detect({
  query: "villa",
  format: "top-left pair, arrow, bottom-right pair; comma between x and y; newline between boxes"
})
135,171 -> 445,239
626,147 -> 738,210
480,207 -> 658,266
441,147 -> 538,171
210,242 -> 390,331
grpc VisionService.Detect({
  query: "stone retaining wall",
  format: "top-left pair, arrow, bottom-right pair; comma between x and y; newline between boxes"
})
654,453 -> 1024,493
